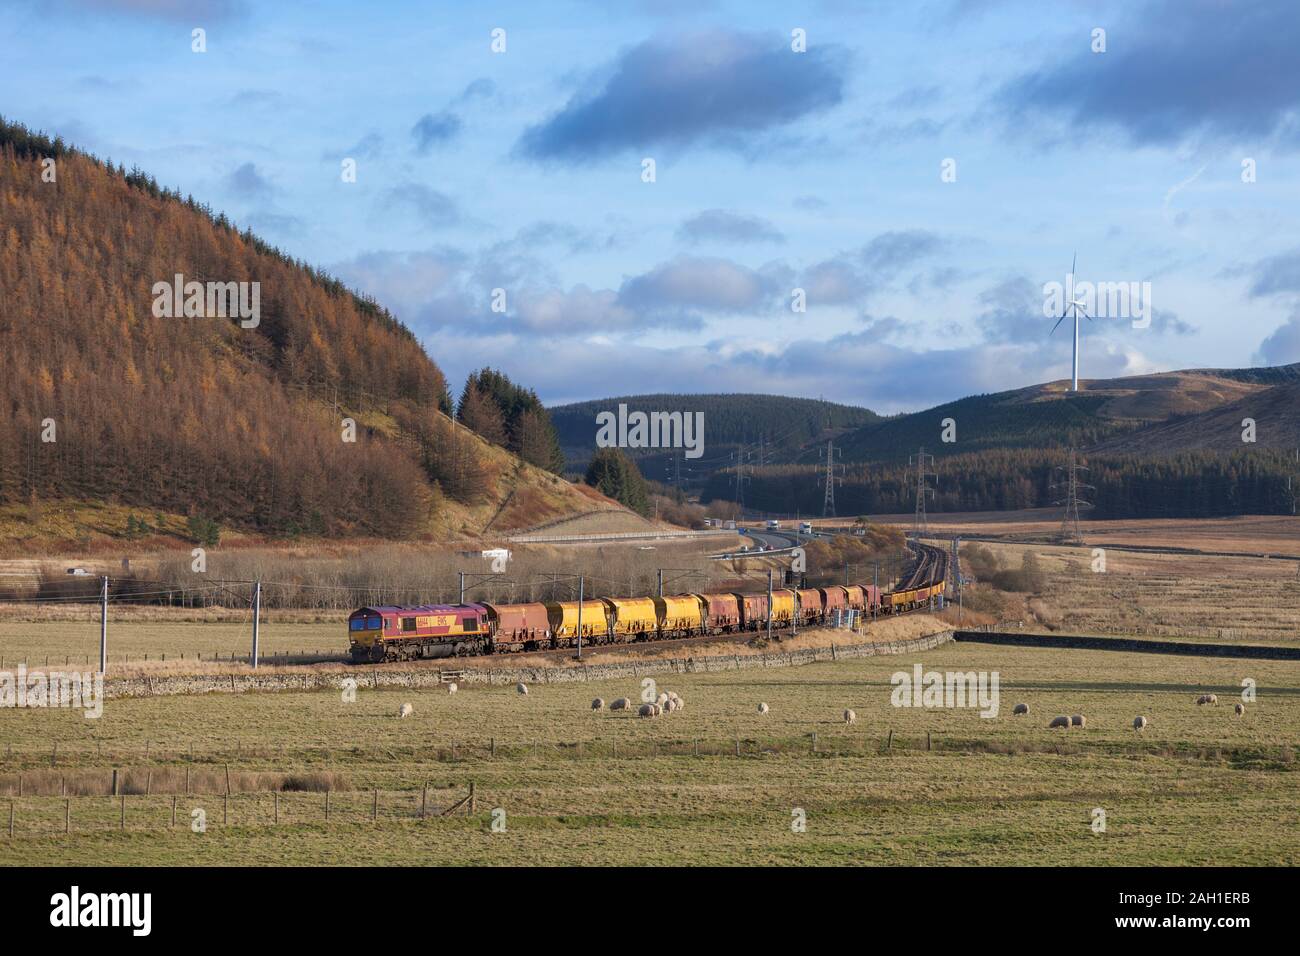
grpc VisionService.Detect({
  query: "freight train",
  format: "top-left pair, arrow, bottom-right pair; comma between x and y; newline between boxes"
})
347,544 -> 949,663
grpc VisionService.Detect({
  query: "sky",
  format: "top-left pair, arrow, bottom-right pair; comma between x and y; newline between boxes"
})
3,0 -> 1300,413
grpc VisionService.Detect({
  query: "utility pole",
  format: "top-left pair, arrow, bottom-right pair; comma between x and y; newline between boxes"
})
910,447 -> 937,535
576,576 -> 584,660
766,569 -> 774,642
731,445 -> 750,514
458,571 -> 465,605
99,576 -> 108,675
250,580 -> 262,669
657,569 -> 663,597
1053,449 -> 1094,544
820,440 -> 843,517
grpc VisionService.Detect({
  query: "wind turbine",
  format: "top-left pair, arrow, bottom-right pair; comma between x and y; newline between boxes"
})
1051,252 -> 1091,391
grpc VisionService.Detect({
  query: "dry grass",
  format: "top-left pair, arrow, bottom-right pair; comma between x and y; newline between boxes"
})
1,642 -> 1297,865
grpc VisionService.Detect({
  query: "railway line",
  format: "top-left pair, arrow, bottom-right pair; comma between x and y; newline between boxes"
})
347,537 -> 952,663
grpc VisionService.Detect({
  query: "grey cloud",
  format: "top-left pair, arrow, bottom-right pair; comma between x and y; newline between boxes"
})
676,209 -> 784,245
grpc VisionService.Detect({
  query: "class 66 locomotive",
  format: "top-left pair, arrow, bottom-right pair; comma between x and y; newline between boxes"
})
345,580 -> 923,664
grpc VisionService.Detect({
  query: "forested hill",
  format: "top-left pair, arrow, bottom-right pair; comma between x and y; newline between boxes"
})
0,118 -> 605,541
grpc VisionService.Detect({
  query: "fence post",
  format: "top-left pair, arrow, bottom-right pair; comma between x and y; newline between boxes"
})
65,799 -> 70,834
468,782 -> 476,814
223,794 -> 228,825
420,785 -> 427,820
185,765 -> 190,795
225,763 -> 231,795
274,791 -> 279,824
927,732 -> 932,752
372,789 -> 378,821
812,732 -> 818,753
735,736 -> 740,757
325,790 -> 330,821
887,729 -> 893,750
171,796 -> 177,828
111,769 -> 119,796
490,737 -> 495,758
119,794 -> 125,830
145,770 -> 152,796
8,800 -> 12,838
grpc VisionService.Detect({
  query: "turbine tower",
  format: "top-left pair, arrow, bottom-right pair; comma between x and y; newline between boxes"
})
1051,252 -> 1091,391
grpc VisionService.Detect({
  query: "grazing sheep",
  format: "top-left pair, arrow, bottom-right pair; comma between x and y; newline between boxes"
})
1048,715 -> 1071,729
1133,716 -> 1148,731
1012,703 -> 1029,716
398,703 -> 414,719
610,697 -> 631,711
447,683 -> 457,695
663,698 -> 678,713
843,709 -> 857,725
1234,702 -> 1245,716
638,703 -> 655,718
516,682 -> 528,696
591,698 -> 605,711
757,702 -> 769,715
1070,714 -> 1086,728
656,692 -> 669,707
1196,694 -> 1218,706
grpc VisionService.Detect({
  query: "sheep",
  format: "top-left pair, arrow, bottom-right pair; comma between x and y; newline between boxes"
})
656,692 -> 669,707
663,698 -> 678,713
1234,702 -> 1245,716
638,702 -> 664,718
516,682 -> 528,696
1070,714 -> 1086,728
1133,716 -> 1148,731
1048,715 -> 1071,729
446,683 -> 457,695
591,698 -> 605,711
1012,703 -> 1029,716
398,702 -> 414,719
610,697 -> 631,711
1196,694 -> 1218,706
757,702 -> 770,715
843,709 -> 856,725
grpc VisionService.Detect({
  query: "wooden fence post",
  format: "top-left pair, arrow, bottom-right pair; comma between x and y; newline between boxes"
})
420,785 -> 427,820
372,789 -> 378,821
185,765 -> 191,795
111,769 -> 119,796
145,770 -> 152,796
65,799 -> 70,833
119,794 -> 125,830
171,796 -> 177,828
274,791 -> 279,824
812,732 -> 818,753
887,729 -> 893,750
8,800 -> 12,838
325,790 -> 330,821
927,732 -> 932,752
468,782 -> 476,814
735,736 -> 740,757
225,763 -> 231,795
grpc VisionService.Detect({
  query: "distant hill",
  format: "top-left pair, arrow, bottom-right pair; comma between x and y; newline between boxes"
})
549,393 -> 879,477
0,118 -> 624,545
836,369 -> 1269,464
1091,380 -> 1300,456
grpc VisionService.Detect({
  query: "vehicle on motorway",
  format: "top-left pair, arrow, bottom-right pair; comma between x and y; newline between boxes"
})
766,519 -> 781,530
799,521 -> 813,535
347,544 -> 947,662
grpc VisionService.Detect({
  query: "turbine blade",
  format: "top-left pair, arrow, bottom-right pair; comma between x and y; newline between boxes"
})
1050,313 -> 1067,335
1071,251 -> 1077,278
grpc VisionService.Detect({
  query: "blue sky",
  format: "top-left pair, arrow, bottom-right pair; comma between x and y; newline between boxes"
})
4,0 -> 1300,412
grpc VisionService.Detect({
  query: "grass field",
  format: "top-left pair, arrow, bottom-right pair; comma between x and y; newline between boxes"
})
1,642 -> 1297,865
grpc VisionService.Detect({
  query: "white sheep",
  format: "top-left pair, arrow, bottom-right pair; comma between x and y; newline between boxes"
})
638,702 -> 662,718
446,682 -> 457,695
516,682 -> 528,696
1196,693 -> 1218,706
398,702 -> 414,719
1070,714 -> 1086,728
843,709 -> 856,725
591,697 -> 605,711
1048,715 -> 1071,729
1012,703 -> 1029,716
757,702 -> 769,715
663,698 -> 677,713
610,697 -> 631,711
656,692 -> 669,707
1234,702 -> 1245,716
1133,715 -> 1148,731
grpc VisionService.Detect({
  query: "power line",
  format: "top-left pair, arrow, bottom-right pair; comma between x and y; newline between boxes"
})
909,447 -> 937,534
819,439 -> 844,517
1052,448 -> 1094,544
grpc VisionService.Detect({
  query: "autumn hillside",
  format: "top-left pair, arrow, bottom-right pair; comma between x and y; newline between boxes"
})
0,119 -> 626,545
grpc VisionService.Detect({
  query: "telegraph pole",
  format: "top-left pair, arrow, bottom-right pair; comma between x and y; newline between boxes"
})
766,569 -> 774,642
576,576 -> 584,660
250,580 -> 262,669
99,576 -> 108,674
910,447 -> 937,534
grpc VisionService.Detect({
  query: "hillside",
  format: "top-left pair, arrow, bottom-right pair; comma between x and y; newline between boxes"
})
549,392 -> 879,476
0,118 -> 627,545
837,369 -> 1269,464
1090,380 -> 1300,456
